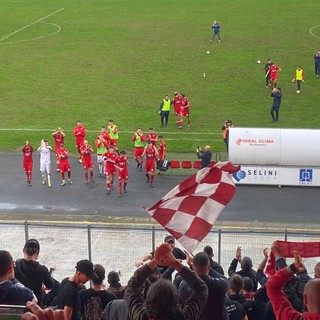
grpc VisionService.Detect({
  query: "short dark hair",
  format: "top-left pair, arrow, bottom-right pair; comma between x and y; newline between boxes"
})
0,250 -> 13,277
193,252 -> 209,267
120,150 -> 126,155
243,277 -> 254,292
108,271 -> 120,286
203,245 -> 213,258
146,278 -> 180,319
158,135 -> 163,139
241,256 -> 253,271
229,274 -> 243,294
108,119 -> 114,123
93,264 -> 105,285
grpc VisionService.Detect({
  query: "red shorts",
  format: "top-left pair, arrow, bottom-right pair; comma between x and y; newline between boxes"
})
134,147 -> 144,158
270,75 -> 277,82
174,106 -> 181,115
106,166 -> 116,176
109,139 -> 118,147
76,137 -> 84,148
83,160 -> 93,170
145,161 -> 155,173
23,161 -> 33,172
59,161 -> 70,173
180,107 -> 189,117
118,169 -> 129,181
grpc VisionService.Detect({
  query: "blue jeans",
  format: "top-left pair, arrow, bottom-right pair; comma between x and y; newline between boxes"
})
212,31 -> 220,41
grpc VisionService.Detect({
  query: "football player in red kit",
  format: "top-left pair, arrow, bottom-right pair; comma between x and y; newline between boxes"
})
57,144 -> 72,186
265,63 -> 281,90
142,141 -> 159,187
52,127 -> 65,171
145,128 -> 158,147
80,140 -> 94,184
157,135 -> 166,175
22,140 -> 33,186
173,92 -> 182,127
179,94 -> 190,128
115,150 -> 129,197
73,120 -> 86,162
103,146 -> 117,194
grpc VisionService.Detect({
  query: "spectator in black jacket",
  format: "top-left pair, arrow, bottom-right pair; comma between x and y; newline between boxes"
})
203,245 -> 225,276
14,239 -> 54,307
196,145 -> 212,169
228,247 -> 258,292
179,252 -> 229,320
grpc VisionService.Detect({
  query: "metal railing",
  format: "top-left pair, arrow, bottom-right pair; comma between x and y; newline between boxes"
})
0,221 -> 319,284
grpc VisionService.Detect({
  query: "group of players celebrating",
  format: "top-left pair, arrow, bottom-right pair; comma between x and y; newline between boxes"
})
22,119 -> 166,197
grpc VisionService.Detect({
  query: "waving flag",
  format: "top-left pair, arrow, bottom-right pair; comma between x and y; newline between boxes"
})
146,161 -> 240,253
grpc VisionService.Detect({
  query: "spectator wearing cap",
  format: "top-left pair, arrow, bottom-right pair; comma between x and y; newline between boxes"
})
228,246 -> 258,292
0,250 -> 37,305
135,235 -> 186,276
57,259 -> 98,320
80,264 -> 116,320
14,239 -> 54,307
106,271 -> 126,299
179,252 -> 229,320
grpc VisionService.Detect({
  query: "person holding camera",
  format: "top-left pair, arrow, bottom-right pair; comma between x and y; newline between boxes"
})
196,145 -> 212,169
222,120 -> 233,154
270,87 -> 282,122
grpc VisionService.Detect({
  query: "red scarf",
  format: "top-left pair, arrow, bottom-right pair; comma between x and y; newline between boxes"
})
265,240 -> 320,276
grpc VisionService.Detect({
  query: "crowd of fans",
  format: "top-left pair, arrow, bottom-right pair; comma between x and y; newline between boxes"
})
1,236 -> 320,320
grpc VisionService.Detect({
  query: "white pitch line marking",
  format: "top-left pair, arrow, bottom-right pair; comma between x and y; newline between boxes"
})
309,25 -> 320,39
0,7 -> 64,43
0,128 -> 221,136
0,22 -> 61,45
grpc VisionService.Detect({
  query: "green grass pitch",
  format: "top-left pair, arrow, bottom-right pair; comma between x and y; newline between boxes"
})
0,0 -> 319,155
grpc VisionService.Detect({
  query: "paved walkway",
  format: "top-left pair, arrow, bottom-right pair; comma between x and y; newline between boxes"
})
0,152 -> 319,229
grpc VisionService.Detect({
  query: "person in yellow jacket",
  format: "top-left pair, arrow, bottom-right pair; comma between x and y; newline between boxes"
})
292,66 -> 305,94
159,95 -> 173,127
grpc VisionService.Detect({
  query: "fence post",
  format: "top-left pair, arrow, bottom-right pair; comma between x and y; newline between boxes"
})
87,224 -> 92,262
218,229 -> 222,264
152,226 -> 155,252
24,221 -> 29,242
284,229 -> 288,241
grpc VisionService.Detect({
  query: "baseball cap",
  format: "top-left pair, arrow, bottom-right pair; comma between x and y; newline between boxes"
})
76,260 -> 99,281
24,239 -> 40,251
164,235 -> 175,243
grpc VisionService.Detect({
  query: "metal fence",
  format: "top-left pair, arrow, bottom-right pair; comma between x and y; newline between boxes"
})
0,221 -> 319,284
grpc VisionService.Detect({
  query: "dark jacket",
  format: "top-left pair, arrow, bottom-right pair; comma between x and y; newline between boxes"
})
228,293 -> 259,320
228,258 -> 258,292
14,258 -> 54,306
0,279 -> 35,305
124,263 -> 208,320
179,269 -> 228,320
197,150 -> 212,169
271,92 -> 282,108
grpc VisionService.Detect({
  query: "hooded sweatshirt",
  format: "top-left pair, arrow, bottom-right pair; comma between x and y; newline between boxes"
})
14,259 -> 53,306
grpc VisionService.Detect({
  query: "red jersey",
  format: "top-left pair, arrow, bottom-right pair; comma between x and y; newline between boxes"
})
80,144 -> 93,163
22,145 -> 33,162
158,140 -> 166,160
74,126 -> 86,139
52,133 -> 65,150
173,95 -> 182,114
57,148 -> 69,163
145,146 -> 156,162
268,65 -> 281,79
116,155 -> 128,169
103,151 -> 117,169
145,133 -> 157,146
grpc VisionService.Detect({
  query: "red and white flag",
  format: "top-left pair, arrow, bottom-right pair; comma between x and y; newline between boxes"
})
146,161 -> 240,253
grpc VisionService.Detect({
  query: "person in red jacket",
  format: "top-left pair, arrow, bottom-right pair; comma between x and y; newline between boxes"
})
115,150 -> 129,197
103,146 -> 117,194
22,141 -> 33,186
266,250 -> 320,320
73,120 -> 86,162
